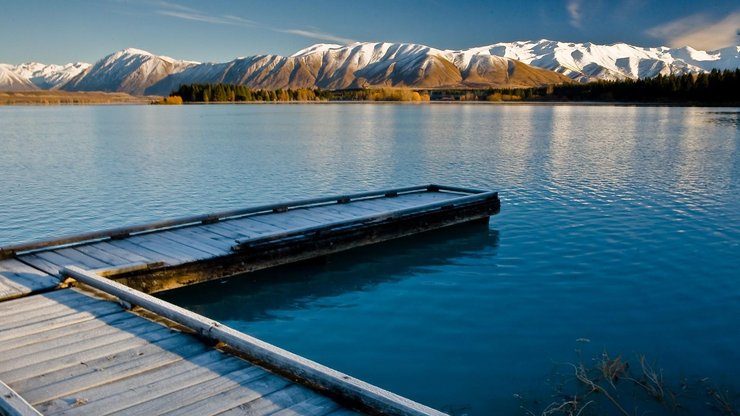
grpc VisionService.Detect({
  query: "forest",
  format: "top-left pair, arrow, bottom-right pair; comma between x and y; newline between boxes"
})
169,69 -> 739,105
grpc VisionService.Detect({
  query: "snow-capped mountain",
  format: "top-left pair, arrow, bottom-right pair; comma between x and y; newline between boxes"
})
1,41 -> 738,94
481,40 -> 740,82
147,42 -> 571,95
62,48 -> 198,95
0,64 -> 38,91
10,62 -> 90,89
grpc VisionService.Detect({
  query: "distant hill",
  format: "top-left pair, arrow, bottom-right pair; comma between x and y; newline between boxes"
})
1,40 -> 738,95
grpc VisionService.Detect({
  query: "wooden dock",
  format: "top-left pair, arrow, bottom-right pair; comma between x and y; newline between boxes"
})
0,184 -> 499,294
0,184 -> 500,416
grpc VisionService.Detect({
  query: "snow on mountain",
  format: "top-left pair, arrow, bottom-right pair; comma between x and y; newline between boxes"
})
478,40 -> 740,82
11,62 -> 90,89
3,41 -> 738,95
62,48 -> 198,95
147,42 -> 571,94
0,64 -> 38,91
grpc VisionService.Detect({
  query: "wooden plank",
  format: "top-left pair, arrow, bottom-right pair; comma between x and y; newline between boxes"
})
0,288 -> 87,315
167,227 -> 236,252
72,244 -> 138,267
89,241 -> 155,264
158,230 -> 230,257
0,380 -> 42,416
288,208 -> 350,223
0,259 -> 59,291
200,222 -> 258,240
53,248 -> 112,269
0,310 -> 133,354
160,373 -> 292,416
20,334 -> 209,405
0,314 -> 144,366
326,408 -> 362,415
0,300 -> 123,343
216,384 -> 320,416
104,366 -> 269,416
224,217 -> 284,234
1,316 -> 162,379
104,239 -> 180,266
0,295 -> 107,330
4,325 -> 182,387
248,213 -> 322,231
63,267 -> 449,416
37,350 -> 245,416
269,396 -> 341,416
126,234 -> 211,263
17,253 -> 66,276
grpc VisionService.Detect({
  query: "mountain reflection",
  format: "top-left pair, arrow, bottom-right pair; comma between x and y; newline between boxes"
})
158,222 -> 499,322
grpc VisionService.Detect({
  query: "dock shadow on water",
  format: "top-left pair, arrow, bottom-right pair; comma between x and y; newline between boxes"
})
158,221 -> 500,322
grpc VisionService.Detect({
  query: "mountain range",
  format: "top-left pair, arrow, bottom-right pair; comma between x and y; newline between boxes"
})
1,40 -> 738,95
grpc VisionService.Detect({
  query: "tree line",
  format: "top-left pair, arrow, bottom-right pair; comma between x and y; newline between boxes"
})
169,70 -> 739,105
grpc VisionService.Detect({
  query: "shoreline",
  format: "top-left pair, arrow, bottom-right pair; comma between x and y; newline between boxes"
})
1,91 -> 737,108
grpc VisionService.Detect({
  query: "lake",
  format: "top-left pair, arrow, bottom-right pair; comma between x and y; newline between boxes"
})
1,104 -> 738,415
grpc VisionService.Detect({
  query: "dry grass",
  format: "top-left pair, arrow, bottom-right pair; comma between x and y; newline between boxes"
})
0,90 -> 153,105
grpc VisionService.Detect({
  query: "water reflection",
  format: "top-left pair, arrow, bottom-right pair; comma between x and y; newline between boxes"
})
158,222 -> 499,322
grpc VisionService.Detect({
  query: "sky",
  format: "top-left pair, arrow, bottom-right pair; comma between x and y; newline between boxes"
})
1,0 -> 739,64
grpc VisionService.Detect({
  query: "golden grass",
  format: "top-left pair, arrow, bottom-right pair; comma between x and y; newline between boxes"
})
0,90 -> 153,105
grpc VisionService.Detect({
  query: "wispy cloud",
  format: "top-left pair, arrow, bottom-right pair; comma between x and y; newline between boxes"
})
647,11 -> 740,50
567,0 -> 583,28
154,1 -> 353,45
276,29 -> 355,44
157,10 -> 256,26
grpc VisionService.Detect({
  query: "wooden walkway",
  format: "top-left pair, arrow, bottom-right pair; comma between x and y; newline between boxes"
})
0,185 -> 500,294
0,184 -> 500,416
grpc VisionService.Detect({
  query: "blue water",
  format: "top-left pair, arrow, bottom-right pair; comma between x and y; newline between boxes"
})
1,104 -> 738,414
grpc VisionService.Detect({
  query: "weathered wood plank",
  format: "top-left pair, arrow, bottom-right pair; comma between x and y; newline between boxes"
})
20,334 -> 209,405
200,222 -> 258,240
63,267 -> 449,416
167,227 -> 236,252
89,241 -> 156,264
0,295 -> 108,330
1,317 -> 166,380
72,244 -> 137,267
17,253 -> 66,276
0,259 -> 59,291
158,230 -> 230,257
269,396 -> 341,416
104,366 -> 269,416
0,310 -> 133,354
0,380 -> 42,416
5,329 -> 183,392
216,384 -> 319,416
104,239 -> 180,266
0,314 -> 144,366
126,233 -> 211,263
53,248 -> 112,269
248,214 -> 320,231
0,301 -> 123,343
37,350 -> 245,416
224,217 -> 284,234
160,373 -> 292,416
0,288 -> 86,315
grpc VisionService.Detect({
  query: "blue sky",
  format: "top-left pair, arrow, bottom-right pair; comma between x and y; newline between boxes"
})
2,0 -> 739,64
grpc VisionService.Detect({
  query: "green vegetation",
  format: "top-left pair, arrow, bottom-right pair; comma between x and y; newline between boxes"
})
172,84 -> 330,102
171,70 -> 739,105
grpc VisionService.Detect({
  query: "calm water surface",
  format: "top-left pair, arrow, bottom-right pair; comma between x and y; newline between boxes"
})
1,104 -> 738,415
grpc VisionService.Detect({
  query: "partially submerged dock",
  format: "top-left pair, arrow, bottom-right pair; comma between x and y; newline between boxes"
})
0,184 -> 500,415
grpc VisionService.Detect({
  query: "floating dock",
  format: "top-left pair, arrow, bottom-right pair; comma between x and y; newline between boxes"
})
0,184 -> 500,415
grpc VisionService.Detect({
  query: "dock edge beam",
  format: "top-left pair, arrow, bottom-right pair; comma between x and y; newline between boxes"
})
61,266 -> 448,416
